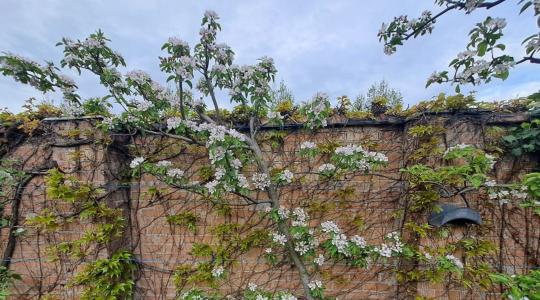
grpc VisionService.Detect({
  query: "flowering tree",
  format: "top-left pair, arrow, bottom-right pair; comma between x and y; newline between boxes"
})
0,10 -> 535,300
0,11 -> 401,300
379,0 -> 540,92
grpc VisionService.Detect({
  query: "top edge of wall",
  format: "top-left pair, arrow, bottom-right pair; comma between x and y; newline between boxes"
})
41,110 -> 532,129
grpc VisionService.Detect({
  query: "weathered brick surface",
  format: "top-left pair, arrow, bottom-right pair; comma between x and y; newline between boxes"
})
1,112 -> 537,299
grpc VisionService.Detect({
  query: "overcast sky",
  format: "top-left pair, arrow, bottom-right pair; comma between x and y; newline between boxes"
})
0,0 -> 539,112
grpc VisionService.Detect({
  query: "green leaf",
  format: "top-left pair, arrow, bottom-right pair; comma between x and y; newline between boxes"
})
477,42 -> 487,56
495,44 -> 506,51
520,1 -> 533,14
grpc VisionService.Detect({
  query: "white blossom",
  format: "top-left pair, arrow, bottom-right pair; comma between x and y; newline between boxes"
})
335,144 -> 364,156
366,151 -> 388,163
457,50 -> 476,60
130,157 -> 145,169
465,0 -> 480,13
278,207 -> 290,220
248,282 -> 258,291
126,70 -> 150,85
83,37 -> 102,48
291,207 -> 308,227
321,221 -> 341,234
272,232 -> 288,245
214,167 -> 226,180
230,158 -> 242,169
168,37 -> 189,48
428,71 -> 444,84
205,180 -> 219,194
300,141 -> 316,150
267,110 -> 284,120
211,64 -> 227,74
308,280 -> 323,290
526,34 -> 540,53
314,254 -> 325,266
375,244 -> 393,258
137,99 -> 153,111
331,233 -> 350,256
199,27 -> 216,41
156,160 -> 172,168
445,254 -> 464,269
60,101 -> 84,117
255,295 -> 268,300
211,266 -> 224,278
166,117 -> 183,131
279,169 -> 294,183
237,174 -> 249,189
485,180 -> 497,187
485,153 -> 497,169
214,43 -> 233,62
204,10 -> 219,20
351,235 -> 367,248
209,146 -> 226,164
487,17 -> 506,30
252,173 -> 270,190
294,240 -> 313,255
384,45 -> 395,55
167,168 -> 184,178
278,294 -> 297,300
63,53 -> 78,64
317,163 -> 336,173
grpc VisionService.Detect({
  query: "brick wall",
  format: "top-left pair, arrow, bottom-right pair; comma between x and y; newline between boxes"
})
1,111 -> 537,299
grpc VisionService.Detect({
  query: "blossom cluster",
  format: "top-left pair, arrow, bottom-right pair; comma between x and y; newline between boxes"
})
298,141 -> 318,158
0,52 -> 80,105
486,17 -> 507,30
525,33 -> 540,55
445,254 -> 464,269
267,110 -> 284,120
317,163 -> 336,175
313,254 -> 325,266
300,92 -> 331,129
488,184 -> 529,205
291,207 -> 308,227
175,56 -> 196,80
168,37 -> 189,49
464,0 -> 480,13
271,232 -> 288,246
211,265 -> 224,278
332,144 -> 388,172
252,173 -> 271,190
278,169 -> 294,184
300,141 -> 316,150
320,221 -> 370,258
166,117 -> 246,145
378,12 -> 434,56
307,280 -> 323,291
227,58 -> 277,107
374,232 -> 403,258
126,70 -> 151,85
130,157 -> 145,169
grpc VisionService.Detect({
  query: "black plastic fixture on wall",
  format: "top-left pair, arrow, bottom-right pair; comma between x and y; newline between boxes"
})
428,203 -> 482,227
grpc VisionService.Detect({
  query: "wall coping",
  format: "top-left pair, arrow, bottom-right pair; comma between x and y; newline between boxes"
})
41,110 -> 532,131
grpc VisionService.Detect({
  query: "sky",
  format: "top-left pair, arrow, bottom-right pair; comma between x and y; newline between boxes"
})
0,0 -> 539,112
